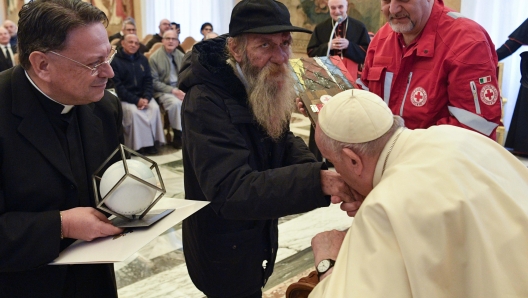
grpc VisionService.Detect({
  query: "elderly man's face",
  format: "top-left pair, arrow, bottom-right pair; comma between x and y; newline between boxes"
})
3,20 -> 17,36
123,23 -> 137,35
381,0 -> 433,35
229,32 -> 295,140
159,19 -> 171,35
162,30 -> 179,53
242,32 -> 291,70
0,27 -> 10,45
328,0 -> 348,22
121,34 -> 140,55
44,23 -> 114,105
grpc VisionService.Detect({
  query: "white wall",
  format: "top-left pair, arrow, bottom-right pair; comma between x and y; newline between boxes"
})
143,0 -> 235,42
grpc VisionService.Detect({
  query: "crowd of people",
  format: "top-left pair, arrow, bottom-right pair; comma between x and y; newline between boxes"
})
105,18 -> 215,153
1,0 -> 527,297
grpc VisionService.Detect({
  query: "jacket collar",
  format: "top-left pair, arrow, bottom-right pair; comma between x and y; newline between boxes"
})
11,66 -> 104,185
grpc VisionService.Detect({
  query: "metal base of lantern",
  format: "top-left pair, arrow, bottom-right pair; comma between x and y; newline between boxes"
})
111,209 -> 175,228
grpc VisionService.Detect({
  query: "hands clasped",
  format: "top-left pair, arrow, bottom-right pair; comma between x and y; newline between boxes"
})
137,98 -> 149,110
330,37 -> 349,50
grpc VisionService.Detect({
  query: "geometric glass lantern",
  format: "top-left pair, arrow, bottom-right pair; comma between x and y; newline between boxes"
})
92,145 -> 170,227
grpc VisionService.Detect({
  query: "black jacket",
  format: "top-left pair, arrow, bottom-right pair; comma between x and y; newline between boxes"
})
0,66 -> 123,297
110,47 -> 153,105
145,33 -> 162,52
179,35 -> 330,298
307,16 -> 370,64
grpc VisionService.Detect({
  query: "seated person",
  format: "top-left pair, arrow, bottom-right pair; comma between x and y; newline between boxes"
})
170,22 -> 185,53
306,89 -> 528,297
149,30 -> 185,149
145,19 -> 171,51
109,19 -> 147,54
110,34 -> 165,154
199,22 -> 213,41
170,22 -> 180,34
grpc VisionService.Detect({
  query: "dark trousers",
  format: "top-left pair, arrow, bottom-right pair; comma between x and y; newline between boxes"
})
505,51 -> 528,155
207,289 -> 262,298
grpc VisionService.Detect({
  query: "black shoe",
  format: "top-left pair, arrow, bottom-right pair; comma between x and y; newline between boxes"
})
142,146 -> 158,155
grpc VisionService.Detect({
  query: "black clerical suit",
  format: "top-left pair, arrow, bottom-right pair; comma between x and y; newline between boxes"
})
0,66 -> 124,297
307,16 -> 370,64
0,45 -> 14,72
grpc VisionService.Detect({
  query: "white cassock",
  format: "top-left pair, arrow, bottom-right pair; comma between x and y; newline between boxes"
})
121,99 -> 165,150
310,125 -> 528,298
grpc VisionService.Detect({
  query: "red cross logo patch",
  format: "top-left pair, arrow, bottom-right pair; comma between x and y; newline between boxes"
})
410,87 -> 427,107
480,84 -> 498,105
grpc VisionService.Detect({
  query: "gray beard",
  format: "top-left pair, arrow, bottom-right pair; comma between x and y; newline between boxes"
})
388,15 -> 415,33
240,57 -> 296,141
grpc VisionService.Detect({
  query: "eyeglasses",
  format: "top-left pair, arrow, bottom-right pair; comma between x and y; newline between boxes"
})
163,38 -> 178,41
49,48 -> 117,76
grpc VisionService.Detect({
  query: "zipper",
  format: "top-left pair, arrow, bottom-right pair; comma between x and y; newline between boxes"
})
470,81 -> 481,115
399,72 -> 413,116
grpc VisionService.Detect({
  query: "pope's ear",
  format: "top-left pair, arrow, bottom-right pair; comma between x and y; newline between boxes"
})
341,148 -> 363,175
28,51 -> 52,82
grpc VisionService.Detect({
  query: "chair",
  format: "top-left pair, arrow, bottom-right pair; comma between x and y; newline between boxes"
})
153,98 -> 172,143
110,38 -> 121,46
142,34 -> 153,45
144,42 -> 162,60
180,36 -> 197,53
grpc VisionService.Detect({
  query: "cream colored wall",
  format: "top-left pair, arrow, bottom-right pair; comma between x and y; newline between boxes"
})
133,0 -> 143,40
444,0 -> 461,11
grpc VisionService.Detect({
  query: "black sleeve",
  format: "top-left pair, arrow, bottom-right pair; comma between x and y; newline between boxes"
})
307,21 -> 331,57
509,18 -> 528,45
497,39 -> 523,61
343,20 -> 370,64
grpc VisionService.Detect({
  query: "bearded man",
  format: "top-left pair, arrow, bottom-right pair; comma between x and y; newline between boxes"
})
178,0 -> 356,297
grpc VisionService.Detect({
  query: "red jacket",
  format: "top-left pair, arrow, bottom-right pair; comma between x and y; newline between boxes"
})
361,0 -> 501,138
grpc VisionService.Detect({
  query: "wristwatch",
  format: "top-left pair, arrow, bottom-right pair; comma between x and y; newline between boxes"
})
316,259 -> 336,278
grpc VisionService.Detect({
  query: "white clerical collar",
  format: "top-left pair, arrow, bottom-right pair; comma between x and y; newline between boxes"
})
235,62 -> 249,90
24,70 -> 74,114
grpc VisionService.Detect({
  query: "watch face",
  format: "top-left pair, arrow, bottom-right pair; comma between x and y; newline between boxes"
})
317,259 -> 330,272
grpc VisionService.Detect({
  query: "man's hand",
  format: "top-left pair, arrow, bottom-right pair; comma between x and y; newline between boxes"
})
137,98 -> 149,110
312,229 -> 347,281
295,97 -> 308,117
320,170 -> 354,204
321,171 -> 365,217
340,186 -> 365,217
172,89 -> 185,100
61,207 -> 123,241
